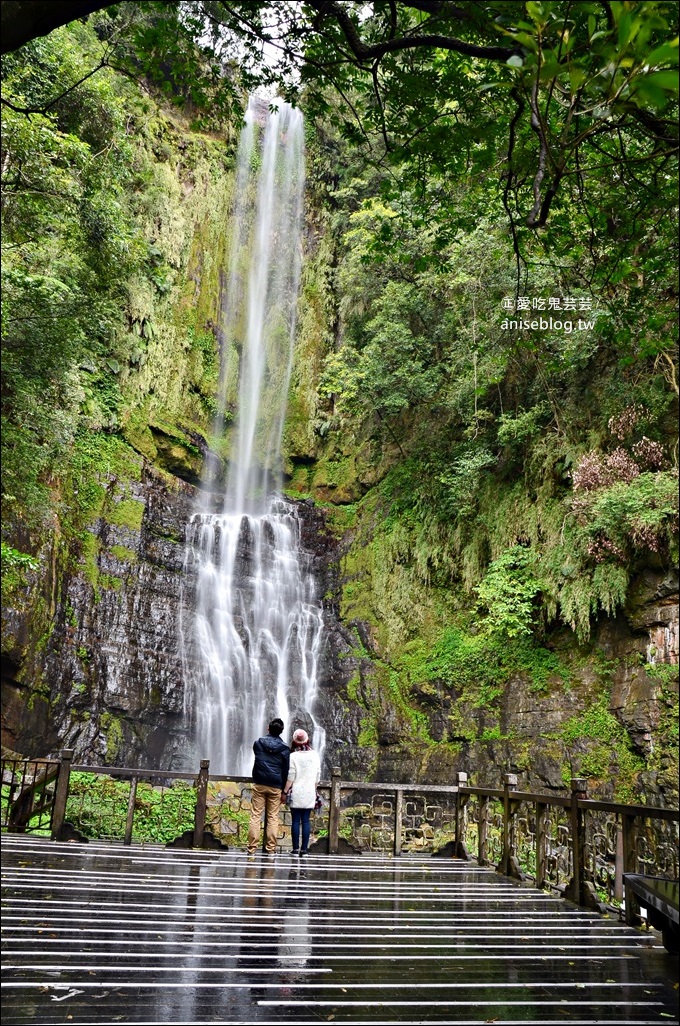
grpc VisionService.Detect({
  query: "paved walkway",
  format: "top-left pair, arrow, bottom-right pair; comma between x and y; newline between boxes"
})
2,833 -> 678,1024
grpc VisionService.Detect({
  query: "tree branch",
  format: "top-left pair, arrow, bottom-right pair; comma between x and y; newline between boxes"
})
372,60 -> 390,151
526,77 -> 550,227
307,1 -> 516,63
502,88 -> 526,293
0,1 -> 119,55
1,56 -> 111,115
388,0 -> 398,40
627,106 -> 680,145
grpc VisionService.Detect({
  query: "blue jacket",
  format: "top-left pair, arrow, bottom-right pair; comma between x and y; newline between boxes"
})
252,735 -> 290,789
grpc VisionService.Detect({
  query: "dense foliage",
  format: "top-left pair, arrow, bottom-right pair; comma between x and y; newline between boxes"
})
1,10 -> 234,526
1,2 -> 677,797
301,108 -> 678,637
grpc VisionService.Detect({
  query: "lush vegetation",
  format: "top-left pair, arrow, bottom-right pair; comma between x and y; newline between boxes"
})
281,3 -> 678,792
1,2 -> 677,798
1,10 -> 234,531
64,772 -> 196,843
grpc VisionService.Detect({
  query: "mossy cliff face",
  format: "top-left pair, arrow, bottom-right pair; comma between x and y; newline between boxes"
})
116,105 -> 236,475
2,43 -> 677,801
2,447 -> 193,766
280,131 -> 679,806
1,49 -> 238,765
308,496 -> 678,805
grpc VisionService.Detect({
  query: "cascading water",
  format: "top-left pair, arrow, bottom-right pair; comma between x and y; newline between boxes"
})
181,97 -> 326,775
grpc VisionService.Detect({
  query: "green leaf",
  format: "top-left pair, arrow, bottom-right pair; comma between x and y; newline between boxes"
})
618,13 -> 633,49
642,69 -> 680,92
609,1 -> 625,25
526,1 -> 546,26
539,60 -> 563,81
645,39 -> 679,67
569,67 -> 588,90
477,81 -> 514,92
504,31 -> 538,49
631,81 -> 673,109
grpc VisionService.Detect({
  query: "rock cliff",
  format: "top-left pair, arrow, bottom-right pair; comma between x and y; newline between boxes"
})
4,455 -> 676,810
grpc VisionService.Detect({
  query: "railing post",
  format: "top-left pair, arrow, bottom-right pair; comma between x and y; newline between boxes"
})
565,777 -> 587,906
535,801 -> 548,890
454,772 -> 469,859
193,760 -> 210,848
614,817 -> 624,903
124,778 -> 138,846
622,812 -> 641,926
394,787 -> 403,856
497,772 -> 523,878
478,795 -> 489,866
328,766 -> 341,855
50,750 -> 73,841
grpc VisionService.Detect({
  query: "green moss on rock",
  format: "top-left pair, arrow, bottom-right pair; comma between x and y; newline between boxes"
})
100,712 -> 124,763
106,498 -> 145,532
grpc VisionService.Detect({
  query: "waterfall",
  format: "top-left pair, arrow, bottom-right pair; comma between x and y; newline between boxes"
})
181,97 -> 326,775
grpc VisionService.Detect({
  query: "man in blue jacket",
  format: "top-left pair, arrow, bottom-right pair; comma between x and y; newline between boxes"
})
246,718 -> 290,855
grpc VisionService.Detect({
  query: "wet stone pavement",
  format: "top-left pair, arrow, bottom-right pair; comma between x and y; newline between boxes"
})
1,834 -> 678,1025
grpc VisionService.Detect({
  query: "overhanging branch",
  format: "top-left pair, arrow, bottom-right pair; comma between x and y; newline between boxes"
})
307,1 -> 516,64
1,1 -> 119,55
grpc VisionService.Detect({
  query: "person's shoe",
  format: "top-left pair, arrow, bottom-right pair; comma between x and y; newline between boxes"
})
291,849 -> 300,855
299,849 -> 309,856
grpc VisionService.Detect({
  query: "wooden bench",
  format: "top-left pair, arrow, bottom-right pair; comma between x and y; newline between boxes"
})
623,873 -> 679,954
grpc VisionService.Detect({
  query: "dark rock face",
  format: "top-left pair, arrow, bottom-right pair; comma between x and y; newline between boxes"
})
2,462 -> 677,807
1,465 -> 361,774
2,465 -> 198,769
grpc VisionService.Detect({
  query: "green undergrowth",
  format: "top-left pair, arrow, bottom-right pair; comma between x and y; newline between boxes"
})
557,697 -> 646,802
418,627 -> 572,697
65,772 -> 196,843
1,541 -> 39,601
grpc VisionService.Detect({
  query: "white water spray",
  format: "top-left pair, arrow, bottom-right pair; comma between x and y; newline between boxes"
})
181,98 -> 326,775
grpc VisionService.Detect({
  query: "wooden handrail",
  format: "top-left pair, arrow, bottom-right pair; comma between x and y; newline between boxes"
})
62,766 -> 680,820
3,752 -> 677,929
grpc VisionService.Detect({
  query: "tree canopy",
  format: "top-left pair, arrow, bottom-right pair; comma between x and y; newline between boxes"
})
1,1 -> 677,641
4,2 -> 676,279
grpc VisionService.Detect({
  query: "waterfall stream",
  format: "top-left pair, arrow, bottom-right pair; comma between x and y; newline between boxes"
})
181,98 -> 326,775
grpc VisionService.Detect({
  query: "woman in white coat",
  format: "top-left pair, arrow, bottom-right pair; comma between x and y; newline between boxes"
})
282,728 -> 321,856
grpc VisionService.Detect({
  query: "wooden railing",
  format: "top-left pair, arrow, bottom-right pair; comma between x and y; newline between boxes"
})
2,752 -> 677,929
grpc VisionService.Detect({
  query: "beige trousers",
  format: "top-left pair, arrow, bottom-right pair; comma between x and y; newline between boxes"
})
247,783 -> 283,854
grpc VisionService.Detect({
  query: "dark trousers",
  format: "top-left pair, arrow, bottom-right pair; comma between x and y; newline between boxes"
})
291,807 -> 312,851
